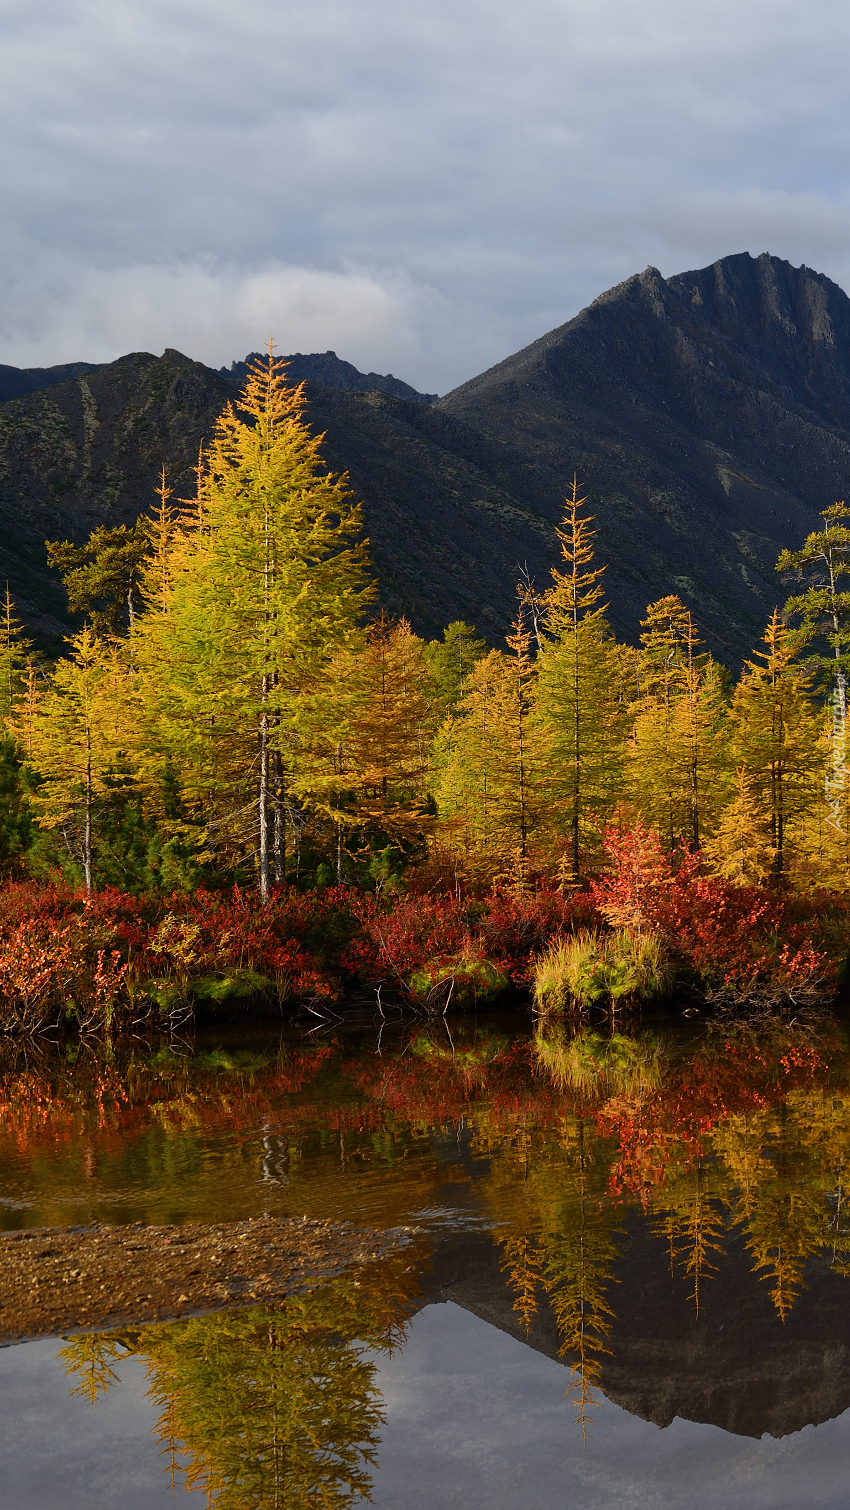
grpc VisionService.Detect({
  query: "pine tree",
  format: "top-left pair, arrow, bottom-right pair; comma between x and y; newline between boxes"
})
47,522 -> 150,636
422,620 -> 488,725
534,480 -> 626,879
779,503 -> 850,867
778,501 -> 850,711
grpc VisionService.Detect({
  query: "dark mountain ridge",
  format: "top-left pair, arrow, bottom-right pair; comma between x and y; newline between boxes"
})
1,251 -> 848,657
0,360 -> 102,406
219,349 -> 437,403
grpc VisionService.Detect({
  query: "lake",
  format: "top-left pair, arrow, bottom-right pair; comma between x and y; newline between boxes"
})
2,1006 -> 849,1507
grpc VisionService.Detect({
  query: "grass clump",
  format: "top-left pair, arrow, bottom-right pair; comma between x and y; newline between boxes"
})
532,928 -> 674,1016
408,955 -> 509,1012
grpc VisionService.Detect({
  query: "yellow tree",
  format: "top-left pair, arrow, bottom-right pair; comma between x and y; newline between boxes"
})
298,615 -> 433,878
729,611 -> 820,883
0,587 -> 34,726
433,593 -> 540,879
534,480 -> 626,879
18,627 -> 130,892
133,351 -> 373,900
628,596 -> 727,851
703,767 -> 774,885
59,1264 -> 418,1510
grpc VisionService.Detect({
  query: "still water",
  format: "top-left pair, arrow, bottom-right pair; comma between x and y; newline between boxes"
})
2,1008 -> 850,1507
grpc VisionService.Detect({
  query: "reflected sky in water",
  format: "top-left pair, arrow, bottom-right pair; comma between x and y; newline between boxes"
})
3,1302 -> 850,1510
5,1010 -> 850,1502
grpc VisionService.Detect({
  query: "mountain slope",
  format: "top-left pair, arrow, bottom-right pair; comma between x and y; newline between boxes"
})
437,251 -> 850,656
0,361 -> 102,406
1,252 -> 849,657
220,350 -> 436,403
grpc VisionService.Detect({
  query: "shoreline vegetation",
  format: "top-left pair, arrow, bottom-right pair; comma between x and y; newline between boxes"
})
1,352 -> 850,1033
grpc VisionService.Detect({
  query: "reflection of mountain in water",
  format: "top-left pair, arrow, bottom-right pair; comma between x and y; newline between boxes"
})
15,1017 -> 850,1449
425,1214 -> 850,1440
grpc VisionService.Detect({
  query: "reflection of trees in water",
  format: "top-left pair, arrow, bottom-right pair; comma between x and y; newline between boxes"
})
477,1020 -> 850,1420
58,1254 -> 420,1508
483,1117 -> 621,1436
712,1094 -> 850,1319
14,1012 -> 850,1444
651,1158 -> 725,1315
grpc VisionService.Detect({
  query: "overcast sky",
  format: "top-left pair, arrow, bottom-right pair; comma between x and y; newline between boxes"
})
2,0 -> 850,392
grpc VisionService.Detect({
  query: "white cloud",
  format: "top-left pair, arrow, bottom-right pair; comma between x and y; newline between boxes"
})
0,258 -> 424,376
1,0 -> 850,391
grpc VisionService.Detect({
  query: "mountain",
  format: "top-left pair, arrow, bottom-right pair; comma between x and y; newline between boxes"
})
0,360 -> 102,406
219,349 -> 437,403
1,252 -> 849,656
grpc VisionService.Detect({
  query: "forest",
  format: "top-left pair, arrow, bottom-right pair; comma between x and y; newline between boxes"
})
1,351 -> 849,1030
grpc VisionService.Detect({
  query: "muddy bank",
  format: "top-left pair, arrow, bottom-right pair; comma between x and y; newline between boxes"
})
0,1215 -> 415,1343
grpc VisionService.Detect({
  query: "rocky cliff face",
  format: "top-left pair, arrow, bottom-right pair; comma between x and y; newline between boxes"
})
0,350 -> 233,639
438,251 -> 850,658
3,252 -> 850,654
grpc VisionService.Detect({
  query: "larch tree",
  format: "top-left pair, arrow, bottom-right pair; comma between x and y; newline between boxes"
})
728,611 -> 820,884
702,767 -> 774,886
298,615 -> 433,877
628,596 -> 726,851
134,351 -> 373,901
534,479 -> 625,880
0,588 -> 34,726
434,593 -> 540,879
18,627 -> 128,892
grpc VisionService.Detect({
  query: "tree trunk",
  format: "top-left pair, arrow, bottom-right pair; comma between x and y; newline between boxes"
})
83,745 -> 93,896
259,674 -> 270,904
273,750 -> 286,884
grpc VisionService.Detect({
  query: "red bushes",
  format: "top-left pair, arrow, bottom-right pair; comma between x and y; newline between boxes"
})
0,824 -> 844,1035
480,885 -> 595,984
589,824 -> 842,998
342,893 -> 470,985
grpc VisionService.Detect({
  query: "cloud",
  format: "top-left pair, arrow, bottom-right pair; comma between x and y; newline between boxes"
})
2,0 -> 850,391
0,257 -> 424,377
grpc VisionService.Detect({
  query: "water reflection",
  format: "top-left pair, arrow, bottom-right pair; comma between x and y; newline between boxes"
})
4,1014 -> 850,1440
58,1253 -> 419,1508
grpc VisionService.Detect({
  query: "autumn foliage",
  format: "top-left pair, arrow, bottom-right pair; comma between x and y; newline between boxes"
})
0,826 -> 844,1032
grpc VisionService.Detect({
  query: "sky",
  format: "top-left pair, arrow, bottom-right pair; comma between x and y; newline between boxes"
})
2,0 -> 850,393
